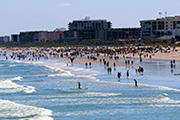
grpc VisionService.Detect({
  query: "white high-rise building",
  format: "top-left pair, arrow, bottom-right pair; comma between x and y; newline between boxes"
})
140,16 -> 180,38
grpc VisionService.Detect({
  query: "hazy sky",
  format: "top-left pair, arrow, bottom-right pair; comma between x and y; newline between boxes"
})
1,0 -> 180,36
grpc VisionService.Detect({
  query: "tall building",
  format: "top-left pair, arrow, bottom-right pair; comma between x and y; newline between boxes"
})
140,16 -> 180,38
11,34 -> 19,42
108,28 -> 140,40
65,17 -> 112,41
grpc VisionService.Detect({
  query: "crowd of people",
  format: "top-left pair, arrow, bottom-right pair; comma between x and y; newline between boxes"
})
0,45 -> 178,87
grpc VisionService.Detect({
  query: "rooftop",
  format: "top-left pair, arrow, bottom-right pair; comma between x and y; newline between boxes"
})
140,16 -> 180,22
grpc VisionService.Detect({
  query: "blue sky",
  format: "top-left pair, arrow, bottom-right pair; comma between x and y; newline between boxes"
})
1,0 -> 180,36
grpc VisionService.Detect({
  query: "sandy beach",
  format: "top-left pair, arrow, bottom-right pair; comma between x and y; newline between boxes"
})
55,47 -> 180,67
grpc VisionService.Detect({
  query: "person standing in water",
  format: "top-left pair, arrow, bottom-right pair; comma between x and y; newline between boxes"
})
117,72 -> 121,81
113,62 -> 116,71
89,62 -> 91,69
134,79 -> 138,87
85,62 -> 88,68
126,70 -> 129,79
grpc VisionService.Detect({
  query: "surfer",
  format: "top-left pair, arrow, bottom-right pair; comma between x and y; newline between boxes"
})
78,82 -> 81,89
134,79 -> 138,87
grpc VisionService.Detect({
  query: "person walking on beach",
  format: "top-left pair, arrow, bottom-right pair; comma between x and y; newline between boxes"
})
126,70 -> 129,79
149,55 -> 152,59
99,59 -> 102,63
69,57 -> 75,63
107,61 -> 109,67
134,79 -> 138,87
173,59 -> 175,64
131,60 -> 133,65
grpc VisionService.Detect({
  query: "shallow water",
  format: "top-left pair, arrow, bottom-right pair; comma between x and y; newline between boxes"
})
0,55 -> 180,120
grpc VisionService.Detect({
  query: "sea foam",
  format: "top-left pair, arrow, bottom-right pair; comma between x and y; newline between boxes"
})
0,77 -> 35,93
0,99 -> 53,120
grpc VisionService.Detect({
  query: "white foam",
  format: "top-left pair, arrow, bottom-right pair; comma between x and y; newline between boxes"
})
0,77 -> 36,93
85,92 -> 123,97
140,84 -> 180,92
149,104 -> 180,107
10,76 -> 23,81
48,73 -> 73,77
8,65 -> 17,67
0,99 -> 53,119
4,57 -> 101,82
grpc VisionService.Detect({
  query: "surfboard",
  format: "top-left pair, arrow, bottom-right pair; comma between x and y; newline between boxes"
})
174,73 -> 180,75
70,88 -> 88,90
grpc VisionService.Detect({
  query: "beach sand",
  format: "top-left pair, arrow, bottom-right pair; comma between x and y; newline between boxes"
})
56,55 -> 150,67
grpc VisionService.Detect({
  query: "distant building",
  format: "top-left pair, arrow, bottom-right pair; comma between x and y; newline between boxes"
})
19,31 -> 48,44
0,36 -> 10,42
47,31 -> 64,41
11,34 -> 19,42
65,17 -> 112,41
64,31 -> 78,42
140,16 -> 180,38
108,28 -> 140,40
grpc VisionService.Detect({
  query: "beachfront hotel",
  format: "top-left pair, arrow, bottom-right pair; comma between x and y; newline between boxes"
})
140,16 -> 180,38
64,17 -> 141,41
64,17 -> 111,41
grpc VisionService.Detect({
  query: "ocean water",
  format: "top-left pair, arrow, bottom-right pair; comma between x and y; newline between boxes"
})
0,55 -> 180,120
